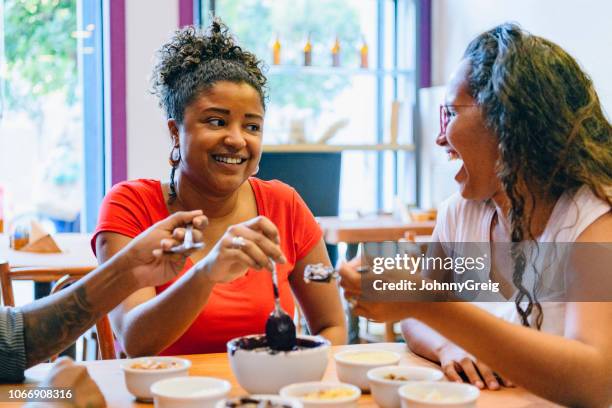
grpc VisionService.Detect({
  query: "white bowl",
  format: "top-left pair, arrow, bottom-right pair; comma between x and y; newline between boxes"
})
216,394 -> 303,408
151,376 -> 231,408
227,334 -> 330,393
367,366 -> 444,408
398,381 -> 480,408
121,356 -> 191,401
334,349 -> 401,391
280,381 -> 361,408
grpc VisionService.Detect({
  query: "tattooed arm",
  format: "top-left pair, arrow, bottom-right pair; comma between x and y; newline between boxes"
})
15,210 -> 207,369
20,256 -> 138,366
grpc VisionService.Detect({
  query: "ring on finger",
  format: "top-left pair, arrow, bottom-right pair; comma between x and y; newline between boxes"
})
231,236 -> 247,249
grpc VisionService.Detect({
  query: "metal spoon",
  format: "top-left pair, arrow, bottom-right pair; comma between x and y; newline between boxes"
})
168,224 -> 204,254
265,259 -> 297,351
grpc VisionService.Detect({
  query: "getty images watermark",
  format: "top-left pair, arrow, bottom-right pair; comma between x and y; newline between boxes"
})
371,252 -> 500,293
358,242 -> 612,302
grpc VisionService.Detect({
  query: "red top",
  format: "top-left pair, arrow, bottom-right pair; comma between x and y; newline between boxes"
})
92,178 -> 322,354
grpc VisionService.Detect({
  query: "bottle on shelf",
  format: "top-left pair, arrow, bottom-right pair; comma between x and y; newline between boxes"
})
272,34 -> 281,65
331,35 -> 341,67
360,35 -> 369,69
303,34 -> 312,66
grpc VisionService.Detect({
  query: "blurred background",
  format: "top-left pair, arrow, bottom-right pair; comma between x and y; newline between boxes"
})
1,0 -> 611,311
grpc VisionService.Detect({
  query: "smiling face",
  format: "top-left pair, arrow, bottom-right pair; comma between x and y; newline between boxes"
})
170,81 -> 264,195
436,60 -> 502,201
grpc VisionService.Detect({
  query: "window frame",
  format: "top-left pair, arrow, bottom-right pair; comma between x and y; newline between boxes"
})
82,0 -> 106,232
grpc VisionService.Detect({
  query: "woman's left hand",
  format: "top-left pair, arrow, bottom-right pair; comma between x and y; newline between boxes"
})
436,342 -> 514,390
194,216 -> 286,283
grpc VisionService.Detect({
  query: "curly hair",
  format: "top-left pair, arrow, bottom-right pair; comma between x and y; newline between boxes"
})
151,18 -> 267,124
463,23 -> 612,328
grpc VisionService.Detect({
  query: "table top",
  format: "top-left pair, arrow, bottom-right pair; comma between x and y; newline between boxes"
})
317,216 -> 436,244
5,343 -> 555,407
0,233 -> 97,269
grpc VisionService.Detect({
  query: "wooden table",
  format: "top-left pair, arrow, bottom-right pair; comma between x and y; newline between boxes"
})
1,343 -> 556,407
317,217 -> 435,245
0,233 -> 97,269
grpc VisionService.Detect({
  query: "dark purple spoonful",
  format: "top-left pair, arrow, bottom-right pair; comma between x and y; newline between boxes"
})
265,259 -> 297,351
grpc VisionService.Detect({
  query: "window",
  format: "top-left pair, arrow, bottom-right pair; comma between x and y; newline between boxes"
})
200,0 -> 418,215
0,0 -> 104,233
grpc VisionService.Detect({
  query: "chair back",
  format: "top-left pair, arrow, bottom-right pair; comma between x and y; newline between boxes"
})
0,261 -> 115,359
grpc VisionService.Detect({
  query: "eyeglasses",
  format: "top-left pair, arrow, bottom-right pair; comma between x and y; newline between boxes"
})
439,104 -> 478,135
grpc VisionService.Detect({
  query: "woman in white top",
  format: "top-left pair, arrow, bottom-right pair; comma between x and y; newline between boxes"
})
339,23 -> 612,407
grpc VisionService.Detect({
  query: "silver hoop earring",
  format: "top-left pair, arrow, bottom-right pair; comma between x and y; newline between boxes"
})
169,146 -> 180,199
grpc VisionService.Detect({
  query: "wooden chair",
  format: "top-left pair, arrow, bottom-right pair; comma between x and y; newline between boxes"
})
0,261 -> 116,360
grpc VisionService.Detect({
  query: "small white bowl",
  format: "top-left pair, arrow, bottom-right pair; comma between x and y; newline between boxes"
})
399,381 -> 480,408
280,381 -> 361,408
334,349 -> 401,391
227,334 -> 330,393
151,376 -> 231,408
216,394 -> 303,408
121,356 -> 191,401
367,366 -> 444,408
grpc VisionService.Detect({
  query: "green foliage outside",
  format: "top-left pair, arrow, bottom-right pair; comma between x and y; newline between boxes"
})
2,0 -> 81,212
3,0 -> 77,120
213,0 -> 361,114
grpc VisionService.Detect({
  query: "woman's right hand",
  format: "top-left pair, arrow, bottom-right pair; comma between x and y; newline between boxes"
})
437,341 -> 513,390
195,216 -> 287,283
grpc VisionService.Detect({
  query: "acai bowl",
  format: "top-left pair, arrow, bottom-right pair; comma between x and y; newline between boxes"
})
227,334 -> 330,393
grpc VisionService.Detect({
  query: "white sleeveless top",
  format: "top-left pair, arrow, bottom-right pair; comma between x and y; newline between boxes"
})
434,186 -> 611,335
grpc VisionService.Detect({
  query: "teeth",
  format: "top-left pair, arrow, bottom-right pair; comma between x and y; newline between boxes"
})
448,151 -> 460,161
214,156 -> 244,164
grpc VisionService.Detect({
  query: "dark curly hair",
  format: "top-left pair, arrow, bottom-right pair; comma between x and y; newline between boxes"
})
151,18 -> 267,124
463,23 -> 612,328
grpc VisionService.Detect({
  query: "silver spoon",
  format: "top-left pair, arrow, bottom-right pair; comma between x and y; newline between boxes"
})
168,224 -> 204,254
265,259 -> 297,351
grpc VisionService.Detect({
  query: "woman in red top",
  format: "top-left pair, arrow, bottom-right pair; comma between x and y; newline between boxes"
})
93,20 -> 346,356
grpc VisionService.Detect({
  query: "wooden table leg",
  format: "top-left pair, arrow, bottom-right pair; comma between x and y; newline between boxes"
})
385,322 -> 396,342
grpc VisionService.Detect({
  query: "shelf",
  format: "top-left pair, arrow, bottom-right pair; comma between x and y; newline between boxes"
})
266,65 -> 414,77
262,143 -> 415,153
